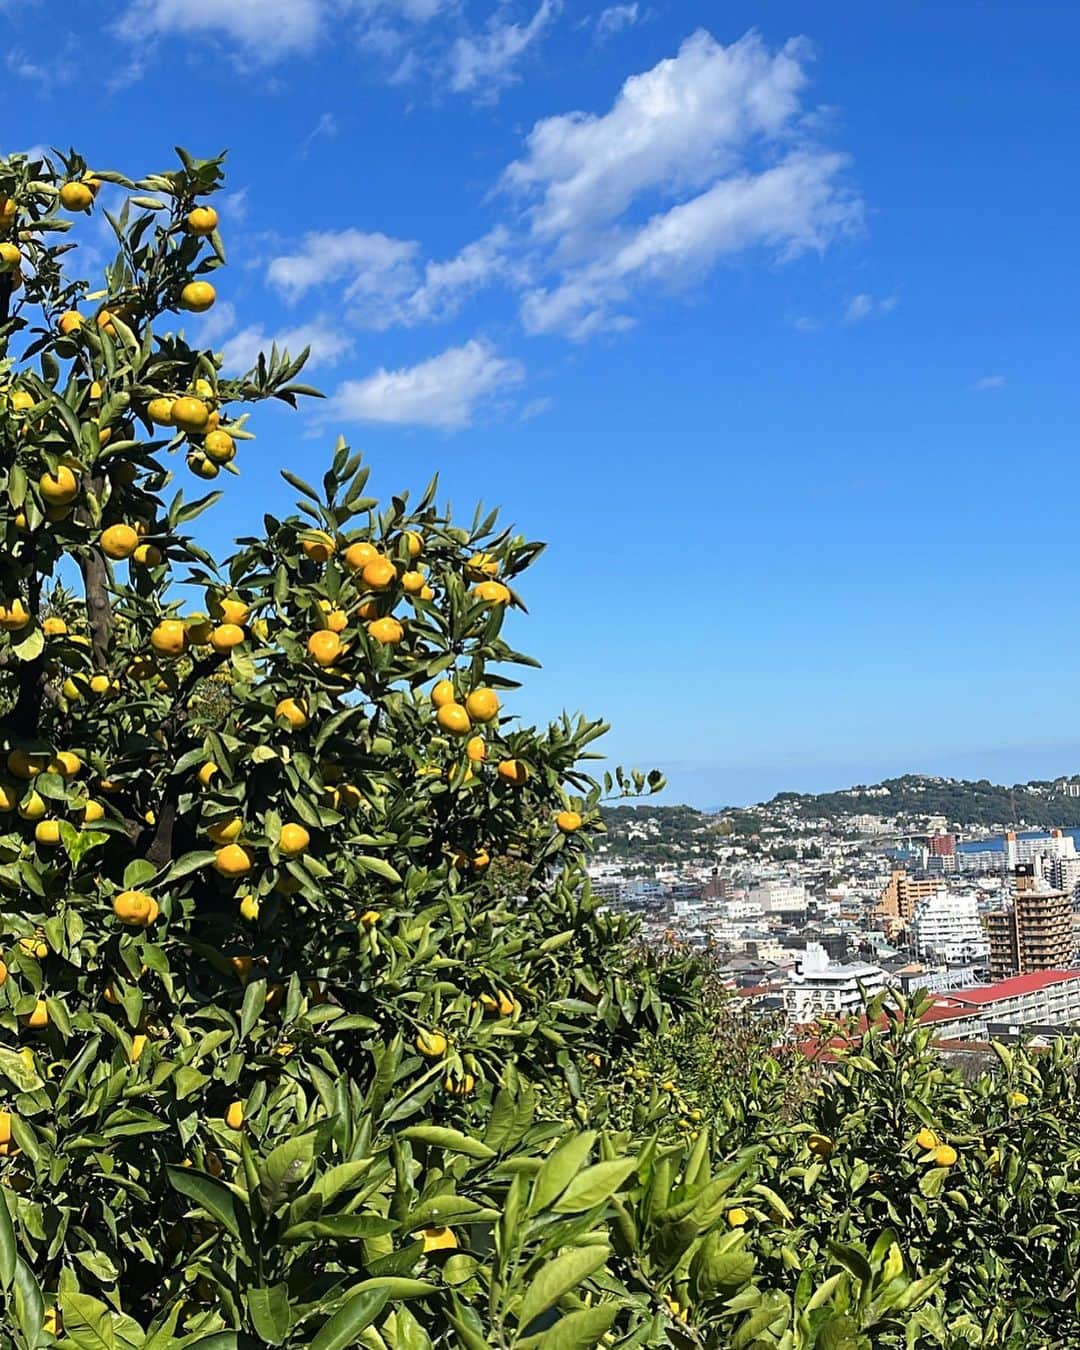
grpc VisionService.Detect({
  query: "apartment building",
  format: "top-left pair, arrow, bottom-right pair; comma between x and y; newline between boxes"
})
985,865 -> 1074,981
783,942 -> 887,1025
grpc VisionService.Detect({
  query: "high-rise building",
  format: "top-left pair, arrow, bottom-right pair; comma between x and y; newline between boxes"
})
876,869 -> 942,921
986,865 -> 1075,981
911,892 -> 989,964
929,833 -> 956,857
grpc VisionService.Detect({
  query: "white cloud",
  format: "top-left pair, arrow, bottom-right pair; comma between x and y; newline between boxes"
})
219,318 -> 353,372
301,112 -> 339,156
845,292 -> 873,322
973,374 -> 1006,391
844,291 -> 897,322
327,339 -> 524,428
595,3 -> 639,39
449,0 -> 560,100
504,30 -> 814,251
522,150 -> 858,337
266,226 -> 516,327
117,0 -> 327,57
267,228 -> 420,308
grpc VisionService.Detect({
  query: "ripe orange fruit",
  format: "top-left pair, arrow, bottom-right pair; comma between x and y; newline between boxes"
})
197,762 -> 219,788
214,844 -> 254,877
133,542 -> 163,566
187,450 -> 218,479
727,1208 -> 748,1228
431,680 -> 456,708
916,1127 -> 939,1152
34,819 -> 61,846
344,541 -> 379,572
79,799 -> 105,824
150,619 -> 187,658
443,1073 -> 475,1096
179,280 -> 216,312
225,1101 -> 244,1130
59,181 -> 94,211
361,556 -> 396,591
929,1144 -> 958,1167
7,749 -> 47,779
209,623 -> 245,652
415,1029 -> 448,1058
403,530 -> 423,558
465,688 -> 499,723
367,617 -> 403,645
24,1000 -> 48,1029
187,206 -> 219,236
497,759 -> 528,786
170,397 -> 210,434
473,580 -> 511,605
203,429 -> 235,463
466,735 -> 486,763
401,569 -> 425,594
301,530 -> 336,563
555,810 -> 582,833
147,397 -> 175,426
422,1226 -> 458,1252
130,1034 -> 148,1063
278,823 -> 310,857
58,310 -> 83,335
39,465 -> 78,506
437,703 -> 471,737
308,630 -> 341,667
360,909 -> 380,927
275,697 -> 308,729
100,523 -> 139,559
113,890 -> 160,926
209,596 -> 249,626
323,609 -> 348,633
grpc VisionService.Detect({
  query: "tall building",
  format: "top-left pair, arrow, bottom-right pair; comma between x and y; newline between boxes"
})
911,892 -> 989,964
929,833 -> 956,857
876,869 -> 942,922
986,865 -> 1074,981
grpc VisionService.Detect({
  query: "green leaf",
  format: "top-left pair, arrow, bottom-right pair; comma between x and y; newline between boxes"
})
12,626 -> 43,662
258,1134 -> 316,1215
240,978 -> 267,1041
552,1158 -> 637,1214
309,1289 -> 390,1350
163,850 -> 218,883
246,1285 -> 292,1346
355,855 -> 402,883
56,1293 -> 117,1350
398,1126 -> 496,1160
13,1255 -> 44,1345
404,1196 -> 499,1232
166,1164 -> 241,1238
516,1303 -> 620,1350
0,1189 -> 15,1290
530,1131 -> 597,1214
123,859 -> 158,889
516,1245 -> 610,1334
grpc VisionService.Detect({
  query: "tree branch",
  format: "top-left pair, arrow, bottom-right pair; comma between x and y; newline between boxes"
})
77,473 -> 113,671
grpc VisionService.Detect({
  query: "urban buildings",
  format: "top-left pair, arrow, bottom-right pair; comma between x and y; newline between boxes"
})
911,891 -> 989,964
782,942 -> 887,1024
876,869 -> 943,922
985,865 -> 1074,981
922,970 -> 1080,1041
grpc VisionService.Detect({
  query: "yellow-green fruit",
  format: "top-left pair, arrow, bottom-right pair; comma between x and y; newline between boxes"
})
225,1100 -> 244,1130
203,429 -> 235,463
275,697 -> 308,728
239,894 -> 260,922
147,397 -> 175,426
187,206 -> 218,236
34,819 -> 61,846
415,1029 -> 448,1058
179,280 -> 216,312
80,799 -> 105,824
171,397 -> 210,434
18,791 -> 45,821
421,1226 -> 458,1252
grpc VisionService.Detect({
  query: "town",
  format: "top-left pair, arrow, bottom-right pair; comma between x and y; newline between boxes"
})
595,774 -> 1080,1043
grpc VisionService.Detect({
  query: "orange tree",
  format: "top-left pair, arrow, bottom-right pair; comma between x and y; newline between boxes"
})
0,148 -> 950,1349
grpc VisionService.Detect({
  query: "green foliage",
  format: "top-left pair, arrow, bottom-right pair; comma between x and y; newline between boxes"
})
0,144 -> 1072,1350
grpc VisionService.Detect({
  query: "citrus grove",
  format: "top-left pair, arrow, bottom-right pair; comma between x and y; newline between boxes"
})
0,148 -> 1075,1349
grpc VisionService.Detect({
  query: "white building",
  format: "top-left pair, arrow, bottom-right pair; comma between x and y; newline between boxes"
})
782,942 -> 887,1024
911,892 -> 989,964
750,880 -> 808,919
923,970 -> 1080,1041
1004,829 -> 1077,870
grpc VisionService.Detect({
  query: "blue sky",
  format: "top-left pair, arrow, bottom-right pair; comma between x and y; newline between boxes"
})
4,1 -> 1080,809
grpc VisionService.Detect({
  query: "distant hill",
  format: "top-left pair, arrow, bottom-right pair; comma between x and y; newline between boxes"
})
760,773 -> 1080,831
601,773 -> 1080,841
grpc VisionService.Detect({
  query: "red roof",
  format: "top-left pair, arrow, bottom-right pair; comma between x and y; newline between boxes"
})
927,969 -> 1080,1012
